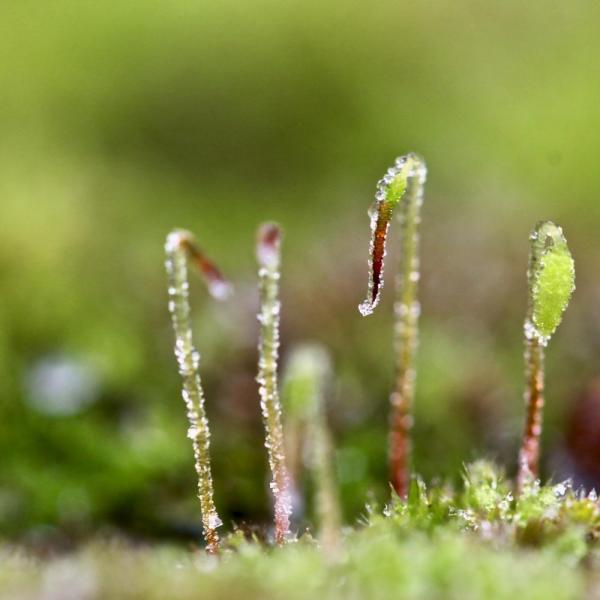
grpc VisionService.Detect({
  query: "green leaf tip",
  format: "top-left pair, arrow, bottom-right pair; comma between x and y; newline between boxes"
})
380,153 -> 423,207
528,221 -> 575,341
359,153 -> 427,317
383,168 -> 408,206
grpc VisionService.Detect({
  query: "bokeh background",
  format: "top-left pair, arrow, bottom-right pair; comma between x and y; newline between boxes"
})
2,0 -> 600,547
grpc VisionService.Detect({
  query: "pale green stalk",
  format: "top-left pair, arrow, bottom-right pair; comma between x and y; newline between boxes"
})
282,344 -> 341,554
256,223 -> 292,545
165,229 -> 230,554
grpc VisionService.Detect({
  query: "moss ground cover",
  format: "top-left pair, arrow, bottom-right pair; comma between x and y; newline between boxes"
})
1,463 -> 597,599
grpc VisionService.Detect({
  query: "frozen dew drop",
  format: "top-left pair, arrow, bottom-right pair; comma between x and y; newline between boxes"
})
187,426 -> 200,440
554,482 -> 568,497
208,280 -> 233,301
207,513 -> 223,529
358,300 -> 375,317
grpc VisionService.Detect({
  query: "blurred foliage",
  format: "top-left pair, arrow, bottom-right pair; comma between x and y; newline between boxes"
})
2,0 -> 600,542
5,463 -> 600,598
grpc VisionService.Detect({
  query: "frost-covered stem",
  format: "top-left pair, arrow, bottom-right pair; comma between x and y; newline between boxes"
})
358,154 -> 426,499
389,155 -> 426,499
256,223 -> 292,545
165,229 -> 230,554
516,221 -> 574,495
517,335 -> 545,493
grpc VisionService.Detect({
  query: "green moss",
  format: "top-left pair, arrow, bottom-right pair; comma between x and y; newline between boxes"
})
384,172 -> 408,206
4,463 -> 596,599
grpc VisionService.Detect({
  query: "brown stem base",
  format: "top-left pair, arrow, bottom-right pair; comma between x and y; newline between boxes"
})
205,532 -> 220,555
517,336 -> 545,495
389,390 -> 412,499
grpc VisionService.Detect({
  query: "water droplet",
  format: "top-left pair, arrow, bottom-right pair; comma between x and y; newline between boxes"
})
209,280 -> 233,301
554,482 -> 567,497
358,301 -> 374,317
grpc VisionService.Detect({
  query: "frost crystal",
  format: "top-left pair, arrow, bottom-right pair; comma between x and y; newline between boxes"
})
207,512 -> 223,529
554,482 -> 568,498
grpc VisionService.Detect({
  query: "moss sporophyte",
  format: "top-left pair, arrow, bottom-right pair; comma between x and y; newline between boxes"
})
517,221 -> 575,495
359,154 -> 427,499
256,223 -> 293,545
282,344 -> 341,554
165,230 -> 231,554
165,157 -> 576,551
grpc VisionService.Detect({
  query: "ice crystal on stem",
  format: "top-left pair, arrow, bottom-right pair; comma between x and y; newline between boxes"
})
165,229 -> 229,554
358,154 -> 427,499
517,221 -> 575,495
256,223 -> 292,545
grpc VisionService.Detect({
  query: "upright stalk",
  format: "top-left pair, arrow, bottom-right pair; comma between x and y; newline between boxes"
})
516,221 -> 575,495
165,229 -> 231,554
282,344 -> 341,554
390,157 -> 426,500
518,335 -> 544,493
359,154 -> 427,499
256,223 -> 292,544
305,361 -> 341,554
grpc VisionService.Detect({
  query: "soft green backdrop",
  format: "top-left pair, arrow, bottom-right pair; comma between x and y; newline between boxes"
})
2,0 -> 600,543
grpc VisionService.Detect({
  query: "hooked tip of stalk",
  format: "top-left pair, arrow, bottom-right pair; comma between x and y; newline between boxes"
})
166,229 -> 233,300
358,153 -> 427,317
257,222 -> 282,269
376,153 -> 427,206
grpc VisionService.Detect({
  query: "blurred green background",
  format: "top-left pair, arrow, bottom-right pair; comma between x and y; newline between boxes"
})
2,0 -> 600,546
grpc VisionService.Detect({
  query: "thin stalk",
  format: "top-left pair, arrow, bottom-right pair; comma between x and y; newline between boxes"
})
165,229 -> 231,554
390,156 -> 426,500
359,153 -> 427,499
309,389 -> 341,554
516,221 -> 575,495
256,223 -> 292,545
517,335 -> 545,493
282,344 -> 341,554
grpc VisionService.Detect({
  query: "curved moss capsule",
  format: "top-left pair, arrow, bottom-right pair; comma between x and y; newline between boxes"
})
358,154 -> 424,316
